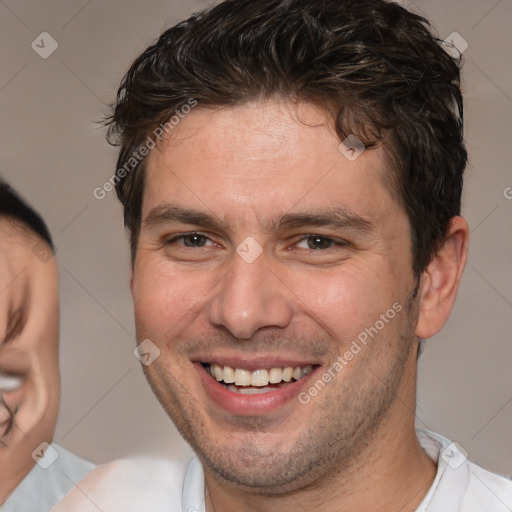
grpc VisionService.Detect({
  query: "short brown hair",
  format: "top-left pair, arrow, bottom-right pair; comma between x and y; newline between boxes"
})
106,0 -> 467,276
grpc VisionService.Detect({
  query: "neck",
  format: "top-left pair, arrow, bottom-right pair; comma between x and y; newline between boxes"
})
204,353 -> 437,512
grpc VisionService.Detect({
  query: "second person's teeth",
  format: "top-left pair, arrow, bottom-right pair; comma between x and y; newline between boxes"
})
0,374 -> 23,391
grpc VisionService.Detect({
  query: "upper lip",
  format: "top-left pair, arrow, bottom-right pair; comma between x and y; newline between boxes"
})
195,355 -> 320,371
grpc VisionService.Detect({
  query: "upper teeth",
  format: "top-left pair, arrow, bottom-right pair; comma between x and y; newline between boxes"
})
0,373 -> 22,392
208,364 -> 314,386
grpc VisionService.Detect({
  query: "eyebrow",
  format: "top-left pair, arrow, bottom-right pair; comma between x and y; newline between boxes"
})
143,204 -> 229,233
143,203 -> 373,236
273,209 -> 373,233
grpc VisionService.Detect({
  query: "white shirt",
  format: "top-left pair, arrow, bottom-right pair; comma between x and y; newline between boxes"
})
1,444 -> 94,512
51,430 -> 512,511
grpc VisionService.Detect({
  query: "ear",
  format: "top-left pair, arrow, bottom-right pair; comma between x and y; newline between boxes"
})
415,216 -> 469,339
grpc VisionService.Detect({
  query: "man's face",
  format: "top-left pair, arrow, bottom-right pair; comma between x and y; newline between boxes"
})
0,221 -> 60,501
132,100 -> 421,491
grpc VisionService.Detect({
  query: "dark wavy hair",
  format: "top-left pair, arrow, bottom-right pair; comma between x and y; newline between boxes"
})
106,0 -> 466,277
0,179 -> 54,251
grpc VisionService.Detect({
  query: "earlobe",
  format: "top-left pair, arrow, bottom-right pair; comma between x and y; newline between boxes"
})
415,216 -> 469,339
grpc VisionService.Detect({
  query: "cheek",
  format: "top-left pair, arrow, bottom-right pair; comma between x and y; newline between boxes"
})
132,258 -> 214,338
287,262 -> 402,343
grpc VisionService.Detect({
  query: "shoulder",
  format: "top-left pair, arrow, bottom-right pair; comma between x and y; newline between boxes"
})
417,429 -> 512,512
461,461 -> 512,511
53,443 -> 95,478
50,455 -> 193,512
2,444 -> 95,512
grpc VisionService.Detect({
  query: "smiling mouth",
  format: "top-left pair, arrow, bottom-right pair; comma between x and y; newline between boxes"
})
0,374 -> 23,393
201,363 -> 317,395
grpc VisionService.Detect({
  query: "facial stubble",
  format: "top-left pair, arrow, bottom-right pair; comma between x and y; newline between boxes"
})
141,288 -> 419,495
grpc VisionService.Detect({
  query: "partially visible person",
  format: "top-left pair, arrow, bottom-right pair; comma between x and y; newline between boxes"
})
0,179 -> 94,511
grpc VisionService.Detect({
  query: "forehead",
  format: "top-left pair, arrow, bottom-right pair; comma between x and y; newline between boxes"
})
143,99 -> 395,224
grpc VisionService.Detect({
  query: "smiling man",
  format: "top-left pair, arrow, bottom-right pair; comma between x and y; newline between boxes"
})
56,0 -> 511,511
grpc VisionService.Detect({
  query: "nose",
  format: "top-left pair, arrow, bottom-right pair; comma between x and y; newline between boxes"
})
208,251 -> 294,340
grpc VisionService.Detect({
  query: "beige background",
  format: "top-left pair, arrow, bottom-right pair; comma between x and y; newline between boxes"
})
0,0 -> 511,473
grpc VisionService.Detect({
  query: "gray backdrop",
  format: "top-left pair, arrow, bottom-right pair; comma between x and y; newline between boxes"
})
0,0 -> 511,473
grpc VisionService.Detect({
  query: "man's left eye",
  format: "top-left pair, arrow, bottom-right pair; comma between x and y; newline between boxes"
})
296,235 -> 338,250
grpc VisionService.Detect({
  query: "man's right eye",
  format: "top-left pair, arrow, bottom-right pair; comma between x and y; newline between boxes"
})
166,233 -> 213,248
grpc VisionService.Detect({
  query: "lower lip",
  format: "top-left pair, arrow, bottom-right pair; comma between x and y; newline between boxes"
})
195,363 -> 318,415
